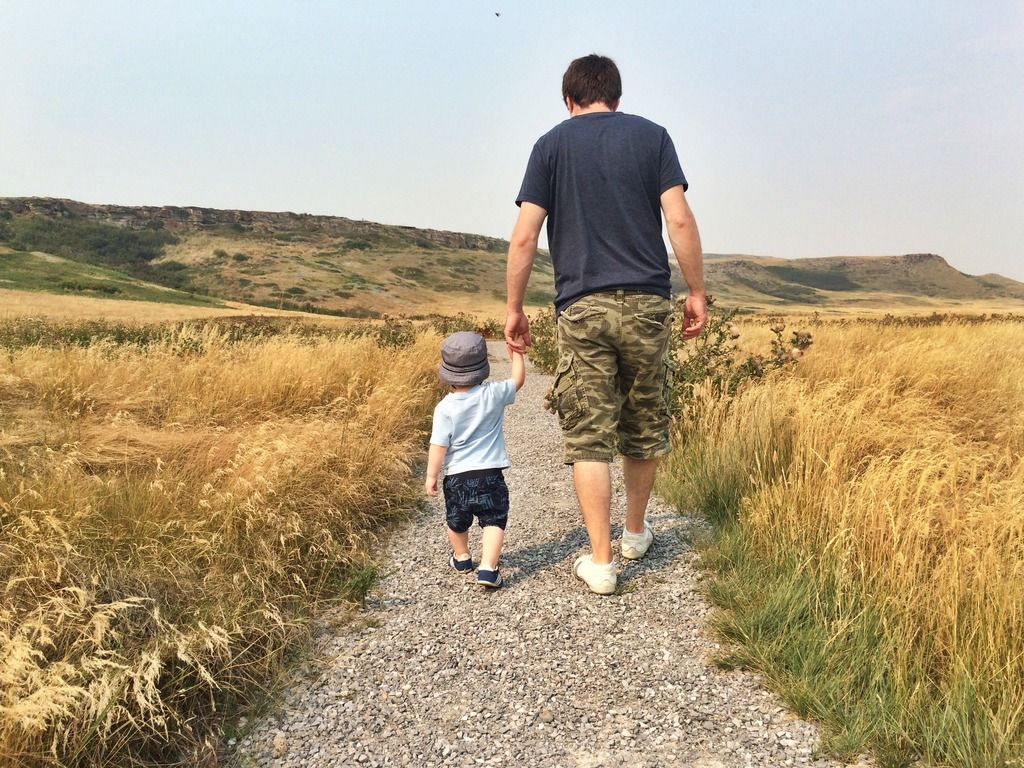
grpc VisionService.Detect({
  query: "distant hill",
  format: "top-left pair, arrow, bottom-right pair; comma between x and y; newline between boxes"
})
2,197 -> 1023,317
682,252 -> 1024,310
0,197 -> 554,318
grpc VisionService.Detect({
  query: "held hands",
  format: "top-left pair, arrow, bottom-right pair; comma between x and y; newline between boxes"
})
508,336 -> 526,361
681,293 -> 708,341
504,310 -> 531,354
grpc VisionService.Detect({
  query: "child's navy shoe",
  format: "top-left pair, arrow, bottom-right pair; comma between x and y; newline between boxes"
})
476,568 -> 502,588
449,554 -> 474,574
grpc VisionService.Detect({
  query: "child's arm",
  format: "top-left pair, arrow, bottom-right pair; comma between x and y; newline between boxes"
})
510,348 -> 526,392
424,443 -> 447,496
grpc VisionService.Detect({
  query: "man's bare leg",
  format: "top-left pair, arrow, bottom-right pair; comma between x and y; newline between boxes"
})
573,460 -> 613,564
623,456 -> 659,533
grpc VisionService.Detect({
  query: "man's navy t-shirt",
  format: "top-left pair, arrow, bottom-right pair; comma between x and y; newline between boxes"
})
516,111 -> 687,314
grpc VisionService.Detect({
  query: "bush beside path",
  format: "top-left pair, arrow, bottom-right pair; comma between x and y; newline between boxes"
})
235,344 -> 845,768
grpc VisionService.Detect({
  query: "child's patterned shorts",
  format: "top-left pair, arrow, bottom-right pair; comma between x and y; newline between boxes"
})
442,468 -> 509,532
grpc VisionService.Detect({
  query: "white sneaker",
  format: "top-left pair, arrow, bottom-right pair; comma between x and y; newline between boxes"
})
572,555 -> 617,595
620,522 -> 654,560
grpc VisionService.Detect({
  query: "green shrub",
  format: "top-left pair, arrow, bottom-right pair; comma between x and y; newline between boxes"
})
390,266 -> 427,282
526,306 -> 558,374
0,318 -> 174,350
4,216 -> 197,292
671,299 -> 813,413
344,318 -> 417,348
58,280 -> 121,296
425,313 -> 503,340
8,216 -> 178,268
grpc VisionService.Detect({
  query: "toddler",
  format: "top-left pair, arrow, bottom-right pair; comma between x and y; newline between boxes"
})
425,331 -> 525,588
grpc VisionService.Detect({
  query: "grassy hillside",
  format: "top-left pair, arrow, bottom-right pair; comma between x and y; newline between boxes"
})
0,199 -> 555,318
3,198 -> 1023,317
159,228 -> 555,318
0,247 -> 223,307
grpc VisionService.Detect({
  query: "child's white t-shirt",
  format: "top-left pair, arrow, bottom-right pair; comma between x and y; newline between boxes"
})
429,380 -> 517,475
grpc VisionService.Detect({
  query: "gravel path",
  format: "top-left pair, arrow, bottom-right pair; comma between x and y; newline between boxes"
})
234,345 -> 846,768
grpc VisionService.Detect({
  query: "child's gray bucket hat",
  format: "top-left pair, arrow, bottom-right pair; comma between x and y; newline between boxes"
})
439,331 -> 489,387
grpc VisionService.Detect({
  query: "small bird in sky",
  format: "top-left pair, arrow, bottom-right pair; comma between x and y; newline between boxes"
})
495,11 -> 501,16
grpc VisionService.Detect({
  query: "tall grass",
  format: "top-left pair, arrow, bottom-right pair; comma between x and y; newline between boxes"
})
0,323 -> 442,766
659,321 -> 1024,767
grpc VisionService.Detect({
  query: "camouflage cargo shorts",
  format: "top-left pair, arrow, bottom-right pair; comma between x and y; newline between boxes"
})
550,290 -> 674,464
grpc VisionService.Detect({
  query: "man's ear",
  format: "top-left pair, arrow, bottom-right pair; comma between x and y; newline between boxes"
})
610,99 -> 620,111
565,96 -> 574,113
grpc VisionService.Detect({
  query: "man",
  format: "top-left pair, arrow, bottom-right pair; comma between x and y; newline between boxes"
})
505,54 -> 706,595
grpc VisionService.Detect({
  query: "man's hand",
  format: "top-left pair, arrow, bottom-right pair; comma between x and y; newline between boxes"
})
504,310 -> 531,352
424,475 -> 439,496
681,293 -> 707,340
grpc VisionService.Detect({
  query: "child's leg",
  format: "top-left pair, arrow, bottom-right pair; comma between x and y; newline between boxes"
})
447,527 -> 470,559
479,525 -> 504,571
477,472 -> 509,571
443,476 -> 473,561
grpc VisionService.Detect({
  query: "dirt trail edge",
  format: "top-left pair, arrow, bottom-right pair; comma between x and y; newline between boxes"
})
235,344 -> 842,768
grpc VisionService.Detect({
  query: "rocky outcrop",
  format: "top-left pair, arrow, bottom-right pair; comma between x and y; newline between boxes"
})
0,197 -> 507,252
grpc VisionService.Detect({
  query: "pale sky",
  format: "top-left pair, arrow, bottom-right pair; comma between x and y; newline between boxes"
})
2,1 -> 1023,280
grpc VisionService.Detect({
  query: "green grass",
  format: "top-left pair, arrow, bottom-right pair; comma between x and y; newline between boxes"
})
685,519 -> 1023,767
658,420 -> 1024,768
764,265 -> 861,291
272,231 -> 315,242
731,272 -> 824,303
339,272 -> 384,290
0,250 -> 223,306
698,522 -> 914,764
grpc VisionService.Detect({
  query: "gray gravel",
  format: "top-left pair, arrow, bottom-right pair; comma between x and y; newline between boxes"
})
234,344 -> 856,768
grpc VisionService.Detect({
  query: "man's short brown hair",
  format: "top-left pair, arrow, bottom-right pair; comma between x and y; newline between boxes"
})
562,54 -> 622,108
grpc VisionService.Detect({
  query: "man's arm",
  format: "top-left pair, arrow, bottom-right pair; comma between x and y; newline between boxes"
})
424,443 -> 447,496
505,202 -> 548,352
661,185 -> 707,340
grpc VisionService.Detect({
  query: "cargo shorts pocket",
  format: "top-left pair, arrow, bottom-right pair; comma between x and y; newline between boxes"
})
635,310 -> 674,332
558,304 -> 608,343
551,354 -> 588,430
661,356 -> 677,416
561,303 -> 608,323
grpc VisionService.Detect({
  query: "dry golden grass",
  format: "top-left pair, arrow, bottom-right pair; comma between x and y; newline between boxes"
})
0,323 -> 441,766
0,287 -> 352,325
661,320 -> 1024,765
